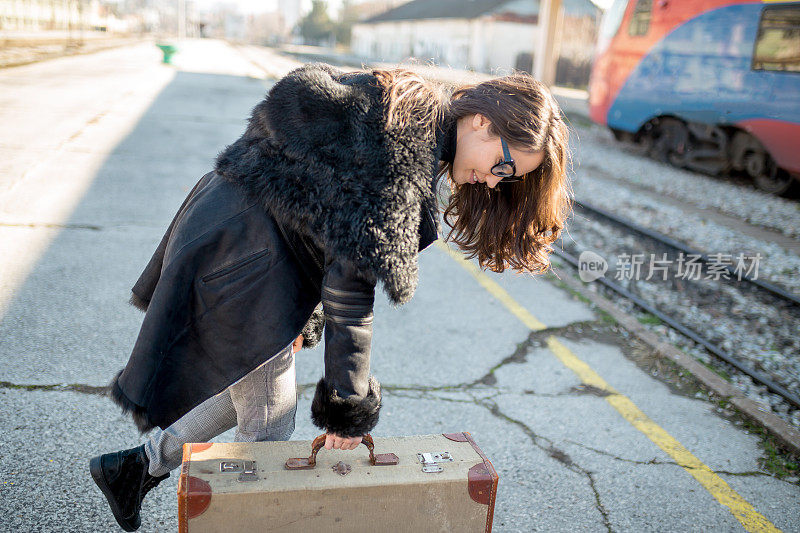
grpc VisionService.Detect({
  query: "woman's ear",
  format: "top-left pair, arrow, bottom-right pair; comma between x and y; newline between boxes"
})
472,113 -> 491,131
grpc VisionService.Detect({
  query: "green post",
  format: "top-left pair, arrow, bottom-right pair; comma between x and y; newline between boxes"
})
156,44 -> 178,64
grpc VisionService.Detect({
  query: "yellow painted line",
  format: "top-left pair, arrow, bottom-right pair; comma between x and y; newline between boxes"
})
435,241 -> 781,533
548,339 -> 780,532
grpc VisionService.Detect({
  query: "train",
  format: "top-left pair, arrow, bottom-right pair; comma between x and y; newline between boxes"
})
588,0 -> 800,196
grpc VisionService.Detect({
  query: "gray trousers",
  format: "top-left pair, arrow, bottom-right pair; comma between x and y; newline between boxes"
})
144,340 -> 297,477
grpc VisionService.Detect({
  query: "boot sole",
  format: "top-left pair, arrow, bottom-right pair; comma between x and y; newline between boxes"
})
89,456 -> 139,532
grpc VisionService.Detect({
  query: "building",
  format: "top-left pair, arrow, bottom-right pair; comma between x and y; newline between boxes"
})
0,0 -> 132,32
351,0 -> 600,85
348,0 -> 406,21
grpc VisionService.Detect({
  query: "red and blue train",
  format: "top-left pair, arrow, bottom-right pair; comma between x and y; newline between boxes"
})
588,0 -> 800,196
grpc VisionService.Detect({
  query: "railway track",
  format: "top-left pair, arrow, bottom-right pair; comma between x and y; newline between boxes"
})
556,198 -> 800,416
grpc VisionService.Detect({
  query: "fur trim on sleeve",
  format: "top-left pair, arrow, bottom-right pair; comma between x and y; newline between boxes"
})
310,375 -> 382,438
108,369 -> 155,434
300,303 -> 325,349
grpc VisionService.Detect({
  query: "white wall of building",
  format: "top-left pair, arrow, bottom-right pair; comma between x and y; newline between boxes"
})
483,20 -> 538,73
351,16 -> 538,74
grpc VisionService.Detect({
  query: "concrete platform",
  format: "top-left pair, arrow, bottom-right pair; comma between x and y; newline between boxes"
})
0,38 -> 797,533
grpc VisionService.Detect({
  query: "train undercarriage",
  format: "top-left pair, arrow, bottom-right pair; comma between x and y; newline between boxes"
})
611,117 -> 800,198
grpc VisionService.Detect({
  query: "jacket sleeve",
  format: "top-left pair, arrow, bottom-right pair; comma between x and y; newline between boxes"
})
310,253 -> 382,438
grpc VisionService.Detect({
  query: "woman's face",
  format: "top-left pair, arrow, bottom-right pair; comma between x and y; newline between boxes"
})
452,113 -> 545,188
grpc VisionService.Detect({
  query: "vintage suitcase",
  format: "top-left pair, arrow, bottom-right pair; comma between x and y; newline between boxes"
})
178,432 -> 498,532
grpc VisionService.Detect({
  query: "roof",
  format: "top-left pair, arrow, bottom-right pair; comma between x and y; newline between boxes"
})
364,0 -> 513,23
363,0 -> 600,24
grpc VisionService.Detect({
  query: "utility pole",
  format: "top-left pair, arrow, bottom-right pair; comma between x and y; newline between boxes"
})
178,0 -> 185,40
534,0 -> 562,86
78,0 -> 85,44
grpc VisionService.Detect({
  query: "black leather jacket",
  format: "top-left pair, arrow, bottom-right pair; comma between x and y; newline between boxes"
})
109,62 -> 454,438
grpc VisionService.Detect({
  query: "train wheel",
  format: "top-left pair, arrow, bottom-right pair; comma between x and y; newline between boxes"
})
753,160 -> 799,197
611,128 -> 634,143
645,118 -> 689,165
732,132 -> 799,197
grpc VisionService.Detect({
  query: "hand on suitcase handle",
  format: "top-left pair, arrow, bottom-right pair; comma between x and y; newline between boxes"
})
285,434 -> 399,470
325,432 -> 362,450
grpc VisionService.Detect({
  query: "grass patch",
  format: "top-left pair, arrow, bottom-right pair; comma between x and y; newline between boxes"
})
700,360 -> 732,381
741,419 -> 799,480
637,312 -> 662,326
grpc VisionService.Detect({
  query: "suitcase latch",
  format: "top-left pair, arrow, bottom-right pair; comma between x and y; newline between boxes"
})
417,452 -> 453,473
219,460 -> 259,482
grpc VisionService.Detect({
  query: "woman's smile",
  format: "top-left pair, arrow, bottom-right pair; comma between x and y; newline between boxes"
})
454,113 -> 546,188
470,169 -> 488,184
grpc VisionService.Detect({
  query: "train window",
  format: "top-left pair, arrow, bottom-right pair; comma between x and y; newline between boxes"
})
628,0 -> 652,37
753,5 -> 800,73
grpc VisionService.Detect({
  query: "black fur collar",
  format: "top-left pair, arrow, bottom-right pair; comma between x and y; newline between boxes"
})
214,63 -> 448,306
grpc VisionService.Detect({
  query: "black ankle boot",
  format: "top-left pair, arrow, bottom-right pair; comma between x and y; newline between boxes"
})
89,444 -> 169,531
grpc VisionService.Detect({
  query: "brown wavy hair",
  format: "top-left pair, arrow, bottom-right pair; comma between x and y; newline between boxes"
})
370,66 -> 450,139
372,66 -> 573,275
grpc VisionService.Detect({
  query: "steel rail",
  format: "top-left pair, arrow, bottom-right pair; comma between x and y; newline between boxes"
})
553,228 -> 800,410
574,199 -> 800,307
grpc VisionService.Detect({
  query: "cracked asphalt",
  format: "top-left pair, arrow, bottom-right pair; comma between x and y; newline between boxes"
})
1,39 -> 798,532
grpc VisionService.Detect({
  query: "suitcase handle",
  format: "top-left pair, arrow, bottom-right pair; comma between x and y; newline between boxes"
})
284,434 -> 399,470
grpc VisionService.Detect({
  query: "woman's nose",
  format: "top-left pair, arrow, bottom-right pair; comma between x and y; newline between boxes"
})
485,173 -> 501,188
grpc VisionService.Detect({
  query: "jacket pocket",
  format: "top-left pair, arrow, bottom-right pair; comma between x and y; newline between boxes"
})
201,248 -> 270,282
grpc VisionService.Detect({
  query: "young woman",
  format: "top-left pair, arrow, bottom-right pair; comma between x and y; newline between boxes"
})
89,62 -> 572,531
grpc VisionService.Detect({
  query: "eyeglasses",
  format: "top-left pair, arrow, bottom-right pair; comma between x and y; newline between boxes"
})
491,138 -> 523,183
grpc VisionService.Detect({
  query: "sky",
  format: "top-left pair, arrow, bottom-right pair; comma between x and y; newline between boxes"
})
189,0 -> 614,17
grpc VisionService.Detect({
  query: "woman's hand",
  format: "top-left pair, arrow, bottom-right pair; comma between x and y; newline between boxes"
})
325,433 -> 362,450
292,334 -> 303,353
